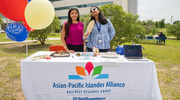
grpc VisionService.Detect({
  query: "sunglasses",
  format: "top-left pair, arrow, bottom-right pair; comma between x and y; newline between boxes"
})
90,7 -> 97,13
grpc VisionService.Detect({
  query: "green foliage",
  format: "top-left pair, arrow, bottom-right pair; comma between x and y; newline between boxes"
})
165,23 -> 171,29
173,20 -> 180,24
29,16 -> 61,44
167,21 -> 180,39
146,19 -> 154,27
0,15 -> 4,24
152,27 -> 159,35
143,26 -> 152,35
100,4 -> 145,50
155,21 -> 159,28
141,20 -> 160,35
159,19 -> 165,30
80,14 -> 91,32
49,33 -> 58,36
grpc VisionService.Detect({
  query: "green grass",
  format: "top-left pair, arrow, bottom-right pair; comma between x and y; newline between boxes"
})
0,33 -> 12,42
48,33 -> 61,38
0,39 -> 179,100
122,39 -> 180,100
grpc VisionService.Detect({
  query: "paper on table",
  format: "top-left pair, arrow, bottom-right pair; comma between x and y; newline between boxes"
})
79,56 -> 94,60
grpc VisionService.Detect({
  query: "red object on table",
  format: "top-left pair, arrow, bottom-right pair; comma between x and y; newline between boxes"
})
49,45 -> 66,51
46,57 -> 51,59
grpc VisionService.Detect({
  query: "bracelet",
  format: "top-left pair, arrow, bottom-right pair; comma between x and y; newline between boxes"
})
84,46 -> 87,48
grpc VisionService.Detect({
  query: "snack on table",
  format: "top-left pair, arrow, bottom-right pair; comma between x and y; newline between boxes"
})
75,53 -> 81,56
31,55 -> 51,60
50,51 -> 70,57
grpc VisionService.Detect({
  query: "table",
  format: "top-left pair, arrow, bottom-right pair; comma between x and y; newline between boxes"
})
21,51 -> 162,100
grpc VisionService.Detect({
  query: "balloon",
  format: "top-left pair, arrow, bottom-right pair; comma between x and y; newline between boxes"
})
22,18 -> 34,31
25,0 -> 55,29
6,23 -> 29,42
27,0 -> 31,2
0,0 -> 28,21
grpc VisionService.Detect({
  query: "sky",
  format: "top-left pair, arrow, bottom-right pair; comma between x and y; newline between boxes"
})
138,0 -> 180,23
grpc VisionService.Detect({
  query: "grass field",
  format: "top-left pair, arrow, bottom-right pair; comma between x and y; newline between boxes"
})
0,33 -> 12,42
0,39 -> 179,100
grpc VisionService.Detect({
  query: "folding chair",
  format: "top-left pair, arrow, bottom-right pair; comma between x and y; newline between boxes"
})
49,45 -> 66,51
155,37 -> 160,43
146,36 -> 154,43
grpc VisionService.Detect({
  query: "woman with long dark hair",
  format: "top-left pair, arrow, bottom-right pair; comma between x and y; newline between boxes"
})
61,8 -> 86,53
83,6 -> 115,52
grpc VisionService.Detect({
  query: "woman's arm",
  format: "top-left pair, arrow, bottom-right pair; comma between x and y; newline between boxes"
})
83,40 -> 87,52
83,20 -> 95,39
107,19 -> 116,40
61,24 -> 75,53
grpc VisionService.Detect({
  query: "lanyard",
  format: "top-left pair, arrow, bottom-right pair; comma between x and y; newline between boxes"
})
95,20 -> 101,34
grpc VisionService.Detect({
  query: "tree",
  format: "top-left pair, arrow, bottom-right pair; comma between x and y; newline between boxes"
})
100,4 -> 145,50
155,21 -> 159,28
29,16 -> 61,44
159,19 -> 165,31
167,21 -> 180,39
151,27 -> 158,35
146,19 -> 154,28
173,20 -> 180,25
0,15 -> 4,27
80,14 -> 91,32
143,25 -> 152,35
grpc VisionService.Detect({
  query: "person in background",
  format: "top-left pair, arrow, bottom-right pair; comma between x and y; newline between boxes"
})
83,6 -> 115,52
158,32 -> 166,44
61,8 -> 86,53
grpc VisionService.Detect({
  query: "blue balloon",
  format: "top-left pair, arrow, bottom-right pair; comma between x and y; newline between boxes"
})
6,23 -> 28,42
27,0 -> 31,2
116,46 -> 124,55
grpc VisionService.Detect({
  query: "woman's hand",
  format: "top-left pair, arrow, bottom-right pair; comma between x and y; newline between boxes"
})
83,33 -> 89,39
84,46 -> 87,52
66,50 -> 75,53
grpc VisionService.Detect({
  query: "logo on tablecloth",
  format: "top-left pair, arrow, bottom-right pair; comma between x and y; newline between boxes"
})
69,61 -> 108,79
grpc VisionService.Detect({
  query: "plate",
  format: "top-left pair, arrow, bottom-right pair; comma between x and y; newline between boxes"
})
101,55 -> 118,58
50,51 -> 70,57
101,53 -> 119,58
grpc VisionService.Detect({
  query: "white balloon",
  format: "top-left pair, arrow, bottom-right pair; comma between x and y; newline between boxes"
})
25,0 -> 55,29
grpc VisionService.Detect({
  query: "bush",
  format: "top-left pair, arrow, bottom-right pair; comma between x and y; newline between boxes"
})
167,22 -> 180,39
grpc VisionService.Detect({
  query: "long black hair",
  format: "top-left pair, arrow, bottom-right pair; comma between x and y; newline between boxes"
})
90,6 -> 108,25
65,8 -> 80,37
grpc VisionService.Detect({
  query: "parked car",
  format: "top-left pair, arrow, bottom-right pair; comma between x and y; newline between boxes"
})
0,29 -> 5,33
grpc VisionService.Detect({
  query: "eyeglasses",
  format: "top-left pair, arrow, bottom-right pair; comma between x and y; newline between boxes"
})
90,7 -> 97,13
